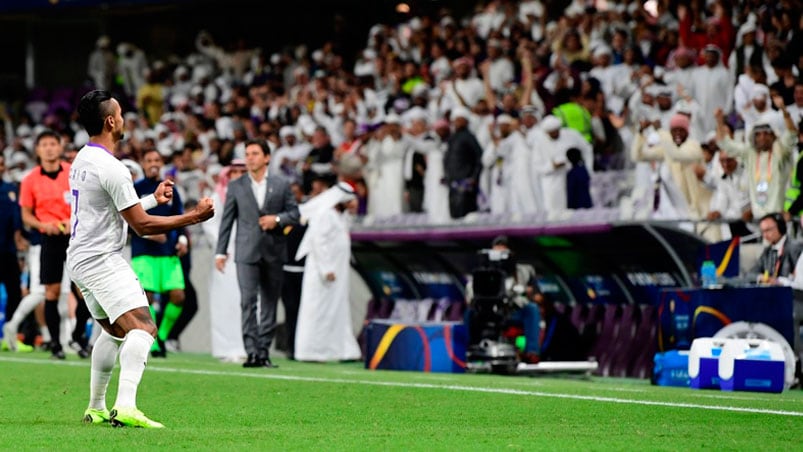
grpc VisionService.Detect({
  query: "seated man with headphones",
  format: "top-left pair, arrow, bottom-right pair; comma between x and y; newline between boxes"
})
751,213 -> 803,285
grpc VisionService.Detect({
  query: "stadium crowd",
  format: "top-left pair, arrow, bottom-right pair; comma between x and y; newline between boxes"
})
1,0 -> 802,357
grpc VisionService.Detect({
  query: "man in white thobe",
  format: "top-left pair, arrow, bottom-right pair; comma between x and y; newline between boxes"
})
485,39 -> 514,94
294,182 -> 361,362
740,84 -> 785,141
691,45 -> 734,136
653,86 -> 677,131
365,114 -> 406,218
270,126 -> 311,181
439,57 -> 485,113
707,151 -> 751,240
496,115 -> 541,215
535,116 -> 594,212
589,46 -> 618,99
715,101 -> 797,219
405,114 -> 450,223
629,130 -> 692,220
663,47 -> 697,102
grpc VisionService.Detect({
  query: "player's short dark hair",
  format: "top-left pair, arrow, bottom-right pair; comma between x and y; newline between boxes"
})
76,90 -> 116,136
492,235 -> 509,248
245,138 -> 270,156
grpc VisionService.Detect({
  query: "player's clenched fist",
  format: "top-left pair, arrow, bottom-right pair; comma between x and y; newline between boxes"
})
193,197 -> 215,222
154,179 -> 174,204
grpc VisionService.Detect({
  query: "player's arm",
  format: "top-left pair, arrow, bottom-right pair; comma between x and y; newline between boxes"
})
121,198 -> 213,237
106,171 -> 210,236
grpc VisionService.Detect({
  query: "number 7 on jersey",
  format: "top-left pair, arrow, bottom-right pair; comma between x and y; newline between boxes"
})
71,189 -> 79,238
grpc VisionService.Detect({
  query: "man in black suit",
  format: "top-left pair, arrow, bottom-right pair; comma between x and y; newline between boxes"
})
215,139 -> 299,368
751,213 -> 803,284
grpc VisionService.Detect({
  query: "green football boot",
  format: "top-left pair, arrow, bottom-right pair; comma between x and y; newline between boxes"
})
83,408 -> 110,424
109,407 -> 165,428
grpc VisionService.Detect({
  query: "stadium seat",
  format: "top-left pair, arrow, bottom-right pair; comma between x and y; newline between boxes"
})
591,304 -> 622,376
609,304 -> 637,377
443,300 -> 466,322
628,304 -> 658,379
578,304 -> 605,360
569,302 -> 588,333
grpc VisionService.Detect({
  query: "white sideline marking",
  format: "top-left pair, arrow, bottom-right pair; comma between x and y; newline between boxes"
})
604,387 -> 648,393
2,356 -> 802,417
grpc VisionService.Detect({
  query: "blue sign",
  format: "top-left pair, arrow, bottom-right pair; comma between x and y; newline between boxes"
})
656,286 -> 795,351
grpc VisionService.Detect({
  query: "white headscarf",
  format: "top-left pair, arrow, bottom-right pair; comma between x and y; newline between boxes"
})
298,181 -> 356,223
295,181 -> 357,261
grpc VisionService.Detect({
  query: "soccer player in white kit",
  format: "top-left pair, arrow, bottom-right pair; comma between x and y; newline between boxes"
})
67,90 -> 214,428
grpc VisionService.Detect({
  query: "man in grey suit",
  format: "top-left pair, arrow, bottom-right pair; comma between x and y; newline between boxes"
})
215,139 -> 299,368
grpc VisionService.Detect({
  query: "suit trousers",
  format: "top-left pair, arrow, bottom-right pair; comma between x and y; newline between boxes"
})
236,259 -> 283,358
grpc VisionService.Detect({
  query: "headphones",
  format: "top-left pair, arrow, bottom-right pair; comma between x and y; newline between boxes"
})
775,213 -> 787,236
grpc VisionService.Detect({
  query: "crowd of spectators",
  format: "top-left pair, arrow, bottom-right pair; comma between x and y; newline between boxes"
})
1,0 -> 802,238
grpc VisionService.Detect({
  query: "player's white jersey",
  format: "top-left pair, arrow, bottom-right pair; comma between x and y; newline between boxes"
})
66,144 -> 140,271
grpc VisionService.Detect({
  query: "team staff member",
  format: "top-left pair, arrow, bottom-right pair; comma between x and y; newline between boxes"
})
215,139 -> 300,369
131,148 -> 188,357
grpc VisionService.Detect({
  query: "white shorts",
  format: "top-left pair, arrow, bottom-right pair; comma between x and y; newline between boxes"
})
68,253 -> 149,324
26,245 -> 70,295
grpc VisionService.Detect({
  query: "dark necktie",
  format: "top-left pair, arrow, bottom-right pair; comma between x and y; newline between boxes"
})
769,249 -> 780,277
653,177 -> 661,211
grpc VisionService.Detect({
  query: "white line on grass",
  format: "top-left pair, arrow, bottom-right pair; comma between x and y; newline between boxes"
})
687,391 -> 803,404
604,387 -> 648,393
2,356 -> 802,417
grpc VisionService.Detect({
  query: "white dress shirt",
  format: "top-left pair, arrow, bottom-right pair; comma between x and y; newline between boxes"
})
249,169 -> 268,208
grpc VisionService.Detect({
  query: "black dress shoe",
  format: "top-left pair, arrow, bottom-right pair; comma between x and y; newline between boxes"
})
69,340 -> 90,359
243,354 -> 261,368
51,345 -> 66,360
262,357 -> 279,368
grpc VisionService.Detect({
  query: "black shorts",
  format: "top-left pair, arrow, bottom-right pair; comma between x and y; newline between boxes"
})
40,234 -> 69,285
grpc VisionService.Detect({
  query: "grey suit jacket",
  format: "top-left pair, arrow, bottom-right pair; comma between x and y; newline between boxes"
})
749,238 -> 803,280
216,173 -> 299,264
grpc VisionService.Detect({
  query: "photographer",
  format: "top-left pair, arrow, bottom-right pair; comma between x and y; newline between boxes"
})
464,235 -> 542,365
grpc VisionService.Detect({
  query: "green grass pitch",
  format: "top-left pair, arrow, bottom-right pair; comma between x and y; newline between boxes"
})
1,352 -> 801,450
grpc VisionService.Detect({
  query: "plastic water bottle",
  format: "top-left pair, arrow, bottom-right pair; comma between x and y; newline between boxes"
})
701,260 -> 717,288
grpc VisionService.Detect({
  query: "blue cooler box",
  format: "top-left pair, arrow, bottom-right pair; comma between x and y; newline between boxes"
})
365,320 -> 467,373
653,350 -> 690,387
718,339 -> 785,393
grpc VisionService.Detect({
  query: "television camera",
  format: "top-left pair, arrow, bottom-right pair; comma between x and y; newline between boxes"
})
465,248 -> 528,374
